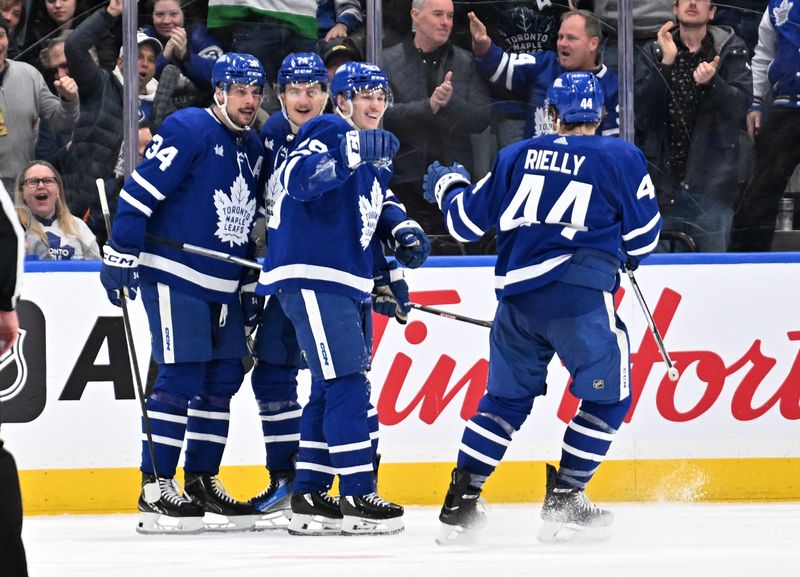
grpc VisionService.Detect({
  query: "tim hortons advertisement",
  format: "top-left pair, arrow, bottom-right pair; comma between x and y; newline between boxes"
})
2,259 -> 799,473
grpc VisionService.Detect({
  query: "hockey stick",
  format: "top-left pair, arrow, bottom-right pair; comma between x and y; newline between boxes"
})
408,303 -> 492,328
145,233 -> 494,328
97,179 -> 161,491
626,268 -> 680,382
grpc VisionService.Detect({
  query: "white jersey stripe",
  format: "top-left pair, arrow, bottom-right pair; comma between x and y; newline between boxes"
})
131,170 -> 166,201
119,190 -> 152,217
140,253 -> 239,293
259,264 -> 373,294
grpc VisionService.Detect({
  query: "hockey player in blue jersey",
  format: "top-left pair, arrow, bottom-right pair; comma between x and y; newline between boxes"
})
468,9 -> 619,138
425,71 -> 661,545
256,61 -> 429,535
246,54 -> 425,529
244,52 -> 331,527
100,53 -> 267,534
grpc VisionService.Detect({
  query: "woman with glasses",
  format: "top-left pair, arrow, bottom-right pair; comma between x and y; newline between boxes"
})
14,160 -> 100,260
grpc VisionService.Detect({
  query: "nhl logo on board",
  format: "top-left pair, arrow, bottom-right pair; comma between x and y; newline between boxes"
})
0,300 -> 47,423
0,329 -> 28,402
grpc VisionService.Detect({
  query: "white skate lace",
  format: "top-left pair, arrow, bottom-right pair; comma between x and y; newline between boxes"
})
159,478 -> 192,506
210,476 -> 240,505
320,491 -> 340,506
574,490 -> 602,513
362,492 -> 392,507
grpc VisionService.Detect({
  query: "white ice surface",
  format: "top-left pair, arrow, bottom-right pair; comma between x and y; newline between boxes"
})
23,503 -> 800,577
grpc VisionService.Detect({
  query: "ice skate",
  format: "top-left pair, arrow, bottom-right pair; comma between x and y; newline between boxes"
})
248,470 -> 294,530
136,474 -> 205,534
184,473 -> 258,531
538,464 -> 613,543
435,467 -> 487,546
287,491 -> 343,535
340,492 -> 404,535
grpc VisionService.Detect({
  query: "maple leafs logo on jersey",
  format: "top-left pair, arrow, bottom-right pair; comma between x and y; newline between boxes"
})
773,0 -> 793,26
213,173 -> 256,247
358,178 -> 383,250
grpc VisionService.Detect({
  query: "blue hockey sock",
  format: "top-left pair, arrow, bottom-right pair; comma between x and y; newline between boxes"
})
294,379 -> 335,494
455,394 -> 531,488
184,394 -> 231,475
259,400 -> 302,472
322,373 -> 373,496
558,398 -> 630,489
141,390 -> 190,478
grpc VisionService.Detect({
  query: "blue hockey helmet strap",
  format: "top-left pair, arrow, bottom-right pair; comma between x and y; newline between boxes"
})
545,71 -> 604,124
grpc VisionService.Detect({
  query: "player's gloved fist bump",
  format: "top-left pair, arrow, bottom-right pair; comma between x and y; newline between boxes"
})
100,241 -> 140,307
423,161 -> 471,208
372,262 -> 411,324
389,219 -> 430,269
240,271 -> 264,336
340,129 -> 400,169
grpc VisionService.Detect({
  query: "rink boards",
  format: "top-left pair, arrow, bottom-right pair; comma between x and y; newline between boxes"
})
3,254 -> 800,514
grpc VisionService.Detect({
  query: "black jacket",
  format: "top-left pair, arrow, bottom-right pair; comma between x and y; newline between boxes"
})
634,25 -> 753,206
382,36 -> 491,185
62,9 -> 124,230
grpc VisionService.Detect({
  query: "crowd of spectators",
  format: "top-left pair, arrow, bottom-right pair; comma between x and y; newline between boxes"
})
1,0 -> 797,259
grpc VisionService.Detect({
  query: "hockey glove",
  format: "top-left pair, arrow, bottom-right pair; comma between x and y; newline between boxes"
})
623,256 -> 640,272
373,262 -> 411,324
388,219 -> 430,269
100,241 -> 140,307
340,129 -> 400,169
240,270 -> 264,337
423,161 -> 471,208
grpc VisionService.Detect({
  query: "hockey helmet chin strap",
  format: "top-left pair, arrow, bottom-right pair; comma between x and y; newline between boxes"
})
214,88 -> 254,132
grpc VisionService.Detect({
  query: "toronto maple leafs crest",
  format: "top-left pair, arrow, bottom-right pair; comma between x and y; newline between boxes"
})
773,0 -> 793,26
265,167 -> 287,229
358,178 -> 384,249
214,173 -> 256,246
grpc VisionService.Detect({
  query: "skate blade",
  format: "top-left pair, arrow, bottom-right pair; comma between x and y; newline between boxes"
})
253,509 -> 292,531
287,513 -> 342,536
341,514 -> 404,536
435,522 -> 481,546
537,520 -> 612,544
201,512 -> 257,532
136,512 -> 204,535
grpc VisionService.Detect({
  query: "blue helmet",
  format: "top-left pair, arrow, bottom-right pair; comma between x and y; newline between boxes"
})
545,71 -> 604,124
331,61 -> 393,106
277,52 -> 328,92
211,53 -> 266,91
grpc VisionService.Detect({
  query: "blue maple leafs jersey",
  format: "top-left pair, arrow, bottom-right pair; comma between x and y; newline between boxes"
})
440,133 -> 661,299
112,107 -> 265,303
256,114 -> 408,299
476,44 -> 620,138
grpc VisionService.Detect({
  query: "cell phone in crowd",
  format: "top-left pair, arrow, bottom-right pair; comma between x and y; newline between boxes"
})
668,23 -> 680,33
